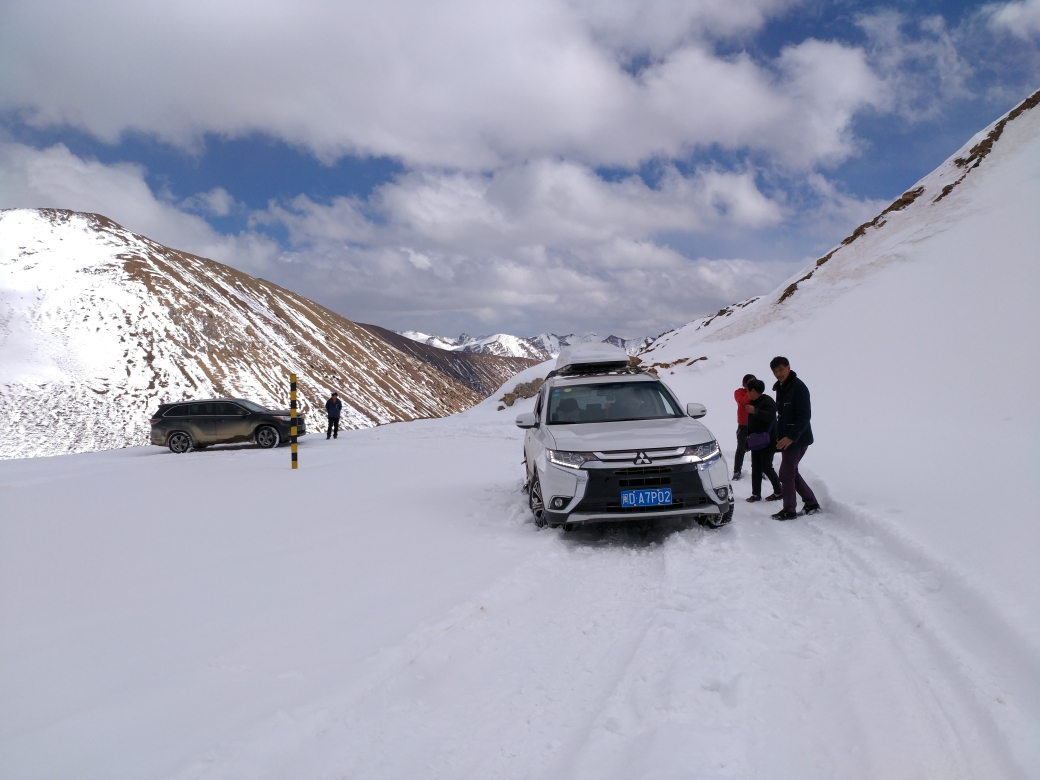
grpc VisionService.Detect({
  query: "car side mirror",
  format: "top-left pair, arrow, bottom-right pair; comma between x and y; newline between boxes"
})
687,403 -> 707,419
515,412 -> 537,429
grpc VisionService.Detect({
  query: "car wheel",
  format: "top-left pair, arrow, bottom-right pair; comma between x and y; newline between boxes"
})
168,431 -> 193,454
700,505 -> 734,529
529,473 -> 547,528
255,426 -> 280,449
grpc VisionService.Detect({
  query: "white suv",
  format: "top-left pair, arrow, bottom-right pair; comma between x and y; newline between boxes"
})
516,344 -> 733,530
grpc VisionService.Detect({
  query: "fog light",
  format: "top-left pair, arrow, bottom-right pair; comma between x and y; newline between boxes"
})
551,497 -> 567,509
715,487 -> 729,500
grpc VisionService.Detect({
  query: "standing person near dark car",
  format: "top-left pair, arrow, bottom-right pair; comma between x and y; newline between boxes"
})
732,374 -> 756,481
744,379 -> 782,502
325,392 -> 342,439
770,357 -> 820,520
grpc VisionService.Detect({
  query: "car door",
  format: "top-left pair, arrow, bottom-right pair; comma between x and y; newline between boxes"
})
213,402 -> 252,443
187,402 -> 218,443
525,387 -> 548,481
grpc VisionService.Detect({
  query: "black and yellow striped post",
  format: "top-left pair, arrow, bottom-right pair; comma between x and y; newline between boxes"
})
289,373 -> 299,469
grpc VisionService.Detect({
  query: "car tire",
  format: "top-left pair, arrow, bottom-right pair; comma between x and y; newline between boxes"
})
168,431 -> 193,454
529,473 -> 547,528
255,426 -> 280,449
700,505 -> 734,529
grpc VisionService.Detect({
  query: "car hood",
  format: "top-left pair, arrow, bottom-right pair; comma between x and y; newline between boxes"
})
545,416 -> 714,452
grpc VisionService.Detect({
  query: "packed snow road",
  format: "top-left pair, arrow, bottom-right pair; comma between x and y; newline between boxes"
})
1,392 -> 1037,779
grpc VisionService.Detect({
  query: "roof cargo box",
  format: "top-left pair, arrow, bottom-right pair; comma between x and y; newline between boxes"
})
555,343 -> 630,373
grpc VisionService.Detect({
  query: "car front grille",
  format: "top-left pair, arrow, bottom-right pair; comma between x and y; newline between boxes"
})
614,465 -> 672,488
573,462 -> 711,514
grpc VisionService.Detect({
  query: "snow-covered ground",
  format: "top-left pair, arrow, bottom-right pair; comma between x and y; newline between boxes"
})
3,95 -> 1039,779
2,362 -> 1037,778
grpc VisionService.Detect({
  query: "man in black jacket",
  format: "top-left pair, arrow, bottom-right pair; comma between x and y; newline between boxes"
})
744,379 -> 782,502
325,392 -> 342,439
770,357 -> 820,520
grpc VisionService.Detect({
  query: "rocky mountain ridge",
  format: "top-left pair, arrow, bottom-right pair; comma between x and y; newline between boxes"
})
0,209 -> 532,459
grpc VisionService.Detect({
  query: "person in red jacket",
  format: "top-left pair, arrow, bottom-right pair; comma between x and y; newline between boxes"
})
733,374 -> 755,480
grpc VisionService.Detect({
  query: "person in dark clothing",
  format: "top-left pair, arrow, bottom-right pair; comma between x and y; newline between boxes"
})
732,373 -> 756,480
769,357 -> 819,520
743,379 -> 782,502
325,392 -> 342,439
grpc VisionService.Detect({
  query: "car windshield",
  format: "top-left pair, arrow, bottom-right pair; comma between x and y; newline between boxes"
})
236,399 -> 270,413
547,381 -> 683,424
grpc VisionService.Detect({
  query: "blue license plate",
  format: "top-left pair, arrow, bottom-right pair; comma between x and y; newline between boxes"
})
621,488 -> 673,508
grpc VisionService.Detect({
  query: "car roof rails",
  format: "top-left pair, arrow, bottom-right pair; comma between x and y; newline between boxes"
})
546,364 -> 647,380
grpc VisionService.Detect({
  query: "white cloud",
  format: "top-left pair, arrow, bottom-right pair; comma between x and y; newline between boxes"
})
0,0 -> 885,171
259,160 -> 784,259
573,0 -> 801,55
0,141 -> 279,272
0,140 -> 813,334
857,11 -> 973,120
251,160 -> 806,333
985,0 -> 1040,38
181,187 -> 238,217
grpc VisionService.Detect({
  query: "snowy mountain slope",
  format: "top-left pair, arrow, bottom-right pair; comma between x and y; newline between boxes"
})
357,322 -> 538,396
455,332 -> 551,360
400,329 -> 654,358
0,209 -> 484,459
398,329 -> 468,351
641,88 -> 1040,632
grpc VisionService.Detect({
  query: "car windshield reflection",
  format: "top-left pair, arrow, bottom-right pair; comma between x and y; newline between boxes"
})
547,381 -> 683,424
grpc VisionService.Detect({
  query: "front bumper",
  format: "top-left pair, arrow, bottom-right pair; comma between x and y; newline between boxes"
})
540,456 -> 732,526
274,417 -> 307,438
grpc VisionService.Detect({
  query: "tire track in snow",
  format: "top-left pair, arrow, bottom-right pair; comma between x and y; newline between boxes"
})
800,493 -> 1040,778
174,475 -> 1035,779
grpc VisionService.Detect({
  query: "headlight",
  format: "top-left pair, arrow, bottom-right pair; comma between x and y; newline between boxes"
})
680,441 -> 720,462
547,450 -> 599,469
273,415 -> 291,421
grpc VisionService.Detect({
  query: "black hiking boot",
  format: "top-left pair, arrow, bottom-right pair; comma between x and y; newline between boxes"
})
771,509 -> 799,521
800,502 -> 821,516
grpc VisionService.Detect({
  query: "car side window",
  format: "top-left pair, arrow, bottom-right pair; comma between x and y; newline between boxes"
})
188,403 -> 219,416
534,388 -> 544,420
224,403 -> 247,415
165,405 -> 188,417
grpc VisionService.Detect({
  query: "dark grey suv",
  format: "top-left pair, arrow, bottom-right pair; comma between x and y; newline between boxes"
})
150,398 -> 307,453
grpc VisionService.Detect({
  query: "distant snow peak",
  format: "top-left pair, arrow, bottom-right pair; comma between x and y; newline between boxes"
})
398,330 -> 655,358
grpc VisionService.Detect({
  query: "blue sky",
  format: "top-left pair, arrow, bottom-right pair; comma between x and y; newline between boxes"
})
1,0 -> 1037,338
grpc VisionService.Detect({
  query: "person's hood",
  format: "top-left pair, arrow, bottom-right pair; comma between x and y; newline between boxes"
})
545,416 -> 714,452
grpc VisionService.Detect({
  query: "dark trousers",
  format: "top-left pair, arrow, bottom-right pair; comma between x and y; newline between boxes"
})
750,446 -> 781,497
326,417 -> 340,438
778,445 -> 818,512
734,424 -> 748,474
